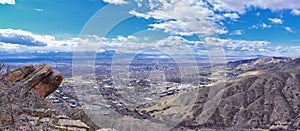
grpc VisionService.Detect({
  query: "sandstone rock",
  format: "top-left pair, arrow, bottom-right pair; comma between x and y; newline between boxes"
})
5,64 -> 63,98
30,71 -> 63,98
4,64 -> 35,82
56,119 -> 89,129
20,64 -> 53,92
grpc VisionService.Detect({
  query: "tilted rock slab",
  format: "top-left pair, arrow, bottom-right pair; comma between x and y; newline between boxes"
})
5,64 -> 63,98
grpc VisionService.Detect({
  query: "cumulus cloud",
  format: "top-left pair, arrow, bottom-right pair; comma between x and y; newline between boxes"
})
0,29 -> 48,47
291,9 -> 300,16
207,0 -> 300,14
268,18 -> 283,24
102,0 -> 127,5
149,20 -> 227,36
0,29 -> 76,53
0,0 -> 15,5
129,0 -> 227,36
129,0 -> 300,37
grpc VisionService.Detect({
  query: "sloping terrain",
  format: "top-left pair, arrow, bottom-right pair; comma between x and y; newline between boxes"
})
141,57 -> 300,130
226,56 -> 293,78
184,57 -> 300,130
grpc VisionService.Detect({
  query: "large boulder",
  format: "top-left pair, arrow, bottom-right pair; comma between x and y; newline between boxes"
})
30,71 -> 64,98
5,64 -> 63,98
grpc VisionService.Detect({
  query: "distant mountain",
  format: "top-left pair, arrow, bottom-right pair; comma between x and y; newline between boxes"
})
226,56 -> 293,78
227,56 -> 292,68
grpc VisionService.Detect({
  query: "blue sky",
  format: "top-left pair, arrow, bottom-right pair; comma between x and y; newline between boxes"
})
0,0 -> 300,56
0,0 -> 106,37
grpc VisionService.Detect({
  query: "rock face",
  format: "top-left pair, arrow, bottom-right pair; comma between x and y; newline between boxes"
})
201,72 -> 299,129
5,64 -> 63,98
13,109 -> 91,130
4,64 -> 35,82
30,71 -> 64,98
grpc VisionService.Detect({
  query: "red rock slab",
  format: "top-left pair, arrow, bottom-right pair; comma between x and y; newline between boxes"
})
30,71 -> 64,98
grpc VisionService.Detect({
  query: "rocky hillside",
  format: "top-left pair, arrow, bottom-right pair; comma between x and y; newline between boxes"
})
138,57 -> 300,130
177,57 -> 300,130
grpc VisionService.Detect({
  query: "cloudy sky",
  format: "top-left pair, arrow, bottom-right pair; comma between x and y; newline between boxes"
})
1,0 -> 300,56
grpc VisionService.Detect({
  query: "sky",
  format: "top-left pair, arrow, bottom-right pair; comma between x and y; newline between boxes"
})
0,0 -> 300,56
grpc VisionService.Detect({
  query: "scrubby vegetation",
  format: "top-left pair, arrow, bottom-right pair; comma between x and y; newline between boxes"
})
0,63 -> 49,130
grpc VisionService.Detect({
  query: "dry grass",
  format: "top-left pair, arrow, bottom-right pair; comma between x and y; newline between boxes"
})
140,90 -> 198,124
238,71 -> 261,77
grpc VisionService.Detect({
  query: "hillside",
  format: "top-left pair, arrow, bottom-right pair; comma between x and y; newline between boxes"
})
140,57 -> 300,130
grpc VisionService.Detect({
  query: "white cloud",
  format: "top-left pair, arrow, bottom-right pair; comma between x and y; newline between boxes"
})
2,29 -> 300,57
250,25 -> 258,29
223,13 -> 239,19
129,0 -> 300,37
134,0 -> 143,7
149,20 -> 227,36
129,10 -> 151,19
262,23 -> 272,29
291,9 -> 300,16
251,23 -> 272,29
0,0 -> 15,5
0,29 -> 138,53
230,30 -> 243,35
0,29 -> 204,55
285,27 -> 295,33
129,0 -> 226,36
34,8 -> 43,12
127,0 -> 300,38
268,18 -> 283,24
251,0 -> 300,11
204,37 -> 300,56
70,35 -> 300,57
0,29 -> 76,53
207,0 -> 300,14
102,0 -> 127,5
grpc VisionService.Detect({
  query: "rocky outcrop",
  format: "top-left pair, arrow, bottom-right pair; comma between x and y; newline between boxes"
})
5,64 -> 63,98
4,64 -> 35,82
0,64 -> 94,130
30,71 -> 63,98
13,109 -> 90,130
